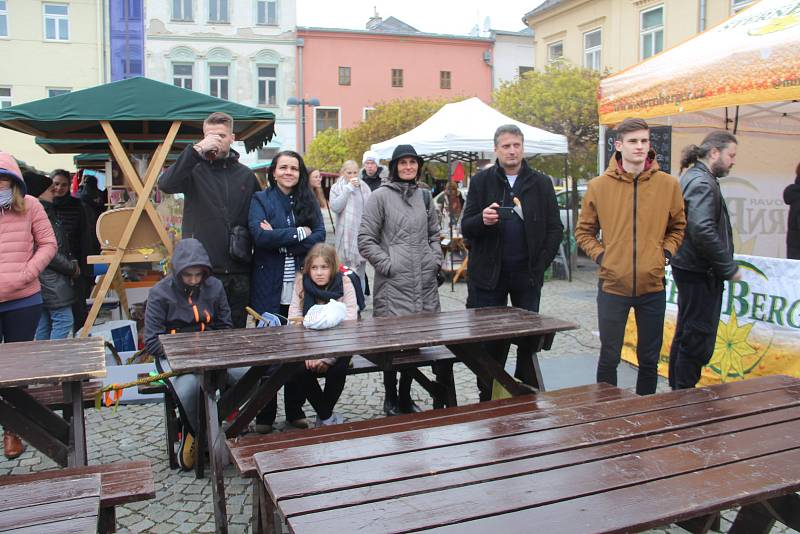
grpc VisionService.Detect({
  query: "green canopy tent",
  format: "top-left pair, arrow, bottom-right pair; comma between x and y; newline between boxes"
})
0,77 -> 275,337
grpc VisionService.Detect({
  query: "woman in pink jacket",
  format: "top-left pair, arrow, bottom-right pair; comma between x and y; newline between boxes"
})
0,151 -> 57,459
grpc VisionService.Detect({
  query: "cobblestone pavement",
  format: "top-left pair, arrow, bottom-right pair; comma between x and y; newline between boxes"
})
0,258 -> 795,533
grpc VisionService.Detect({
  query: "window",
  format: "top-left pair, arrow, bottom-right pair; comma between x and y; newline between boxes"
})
0,1 -> 8,38
440,71 -> 451,90
43,4 -> 69,41
731,0 -> 754,12
315,107 -> 339,135
0,87 -> 11,109
209,0 -> 228,22
257,147 -> 279,161
583,29 -> 602,71
518,66 -> 534,77
125,0 -> 142,20
172,0 -> 192,21
391,68 -> 403,88
640,6 -> 664,59
256,0 -> 277,25
208,65 -> 229,99
173,63 -> 193,89
363,107 -> 375,121
338,66 -> 351,86
119,57 -> 142,78
47,88 -> 71,97
547,41 -> 563,63
257,66 -> 277,106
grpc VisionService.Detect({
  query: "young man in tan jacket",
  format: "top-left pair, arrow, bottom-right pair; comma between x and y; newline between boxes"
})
575,118 -> 686,395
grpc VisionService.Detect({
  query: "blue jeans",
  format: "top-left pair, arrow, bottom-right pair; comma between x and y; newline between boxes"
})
35,306 -> 74,340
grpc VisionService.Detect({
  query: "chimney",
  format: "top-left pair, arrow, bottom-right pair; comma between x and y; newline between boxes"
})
366,7 -> 382,30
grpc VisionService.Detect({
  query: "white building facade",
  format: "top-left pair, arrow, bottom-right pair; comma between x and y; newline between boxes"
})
490,29 -> 535,90
144,0 -> 298,164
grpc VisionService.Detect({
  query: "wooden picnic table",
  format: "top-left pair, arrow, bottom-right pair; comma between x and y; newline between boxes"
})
0,472 -> 101,533
160,307 -> 577,533
254,374 -> 800,534
0,338 -> 106,467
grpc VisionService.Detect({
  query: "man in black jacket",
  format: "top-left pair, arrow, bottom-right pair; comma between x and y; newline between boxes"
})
669,131 -> 742,390
159,112 -> 261,328
462,125 -> 563,399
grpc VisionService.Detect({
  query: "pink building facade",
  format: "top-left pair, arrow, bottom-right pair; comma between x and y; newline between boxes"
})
295,27 -> 494,153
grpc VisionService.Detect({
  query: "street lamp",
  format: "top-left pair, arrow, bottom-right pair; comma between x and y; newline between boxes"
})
287,96 -> 320,154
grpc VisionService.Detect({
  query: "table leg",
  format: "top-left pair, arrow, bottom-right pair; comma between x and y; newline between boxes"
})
513,336 -> 546,391
730,494 -> 800,533
446,343 -> 533,397
0,395 -> 69,466
201,371 -> 229,534
64,381 -> 87,466
224,363 -> 303,439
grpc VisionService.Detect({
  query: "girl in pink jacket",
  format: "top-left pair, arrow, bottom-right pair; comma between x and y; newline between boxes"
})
0,151 -> 57,459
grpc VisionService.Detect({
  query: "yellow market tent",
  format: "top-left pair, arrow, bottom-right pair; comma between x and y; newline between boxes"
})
598,0 -> 800,258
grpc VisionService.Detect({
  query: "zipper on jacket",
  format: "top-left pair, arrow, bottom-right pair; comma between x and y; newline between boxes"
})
632,176 -> 638,297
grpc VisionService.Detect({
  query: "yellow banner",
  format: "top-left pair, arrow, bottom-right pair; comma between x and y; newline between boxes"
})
598,0 -> 800,124
622,255 -> 800,385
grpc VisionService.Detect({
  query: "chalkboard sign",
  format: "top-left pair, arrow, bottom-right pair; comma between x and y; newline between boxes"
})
605,125 -> 672,174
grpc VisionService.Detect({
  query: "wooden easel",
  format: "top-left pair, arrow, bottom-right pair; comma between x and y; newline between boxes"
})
79,121 -> 180,337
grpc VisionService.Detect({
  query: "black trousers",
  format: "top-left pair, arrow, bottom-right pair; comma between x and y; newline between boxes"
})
256,304 -> 306,425
0,303 -> 43,342
597,287 -> 665,395
296,357 -> 351,421
217,272 -> 250,329
668,267 -> 725,390
468,270 -> 542,401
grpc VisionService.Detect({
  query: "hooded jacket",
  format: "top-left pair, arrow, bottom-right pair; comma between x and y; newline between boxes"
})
461,159 -> 563,289
671,161 -> 737,279
784,177 -> 800,253
358,180 -> 442,317
159,145 -> 261,274
576,152 -> 686,297
143,238 -> 232,359
0,152 -> 57,304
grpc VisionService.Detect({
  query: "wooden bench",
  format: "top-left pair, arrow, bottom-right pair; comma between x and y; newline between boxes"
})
0,460 -> 155,533
26,379 -> 103,409
254,375 -> 800,534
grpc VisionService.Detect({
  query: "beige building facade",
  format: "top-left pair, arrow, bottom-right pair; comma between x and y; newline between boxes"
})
0,0 -> 105,171
523,0 -> 756,74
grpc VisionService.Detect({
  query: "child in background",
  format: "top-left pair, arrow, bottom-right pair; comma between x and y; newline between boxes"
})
288,243 -> 357,426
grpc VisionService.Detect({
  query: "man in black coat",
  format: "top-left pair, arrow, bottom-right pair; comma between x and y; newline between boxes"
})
159,112 -> 261,328
669,132 -> 742,390
462,124 -> 563,399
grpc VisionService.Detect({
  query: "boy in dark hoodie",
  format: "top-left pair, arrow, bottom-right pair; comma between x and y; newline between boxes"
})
144,238 -> 238,470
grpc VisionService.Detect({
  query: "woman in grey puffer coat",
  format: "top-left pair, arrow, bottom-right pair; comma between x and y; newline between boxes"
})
358,144 -> 442,415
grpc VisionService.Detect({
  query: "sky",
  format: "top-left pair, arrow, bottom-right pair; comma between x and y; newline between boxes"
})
296,0 -> 548,35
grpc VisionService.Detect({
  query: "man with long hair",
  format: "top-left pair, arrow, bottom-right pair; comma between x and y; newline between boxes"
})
669,132 -> 741,389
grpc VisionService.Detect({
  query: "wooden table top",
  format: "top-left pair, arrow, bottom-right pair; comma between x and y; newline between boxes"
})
255,375 -> 800,534
0,473 -> 100,533
161,307 -> 577,373
0,337 -> 106,388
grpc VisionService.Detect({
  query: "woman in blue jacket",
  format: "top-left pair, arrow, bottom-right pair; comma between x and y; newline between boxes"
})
249,150 -> 325,432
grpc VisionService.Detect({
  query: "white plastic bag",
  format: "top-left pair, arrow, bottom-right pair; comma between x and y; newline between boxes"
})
303,299 -> 347,330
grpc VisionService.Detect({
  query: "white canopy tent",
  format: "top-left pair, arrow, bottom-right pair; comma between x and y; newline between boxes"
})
370,97 -> 568,158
